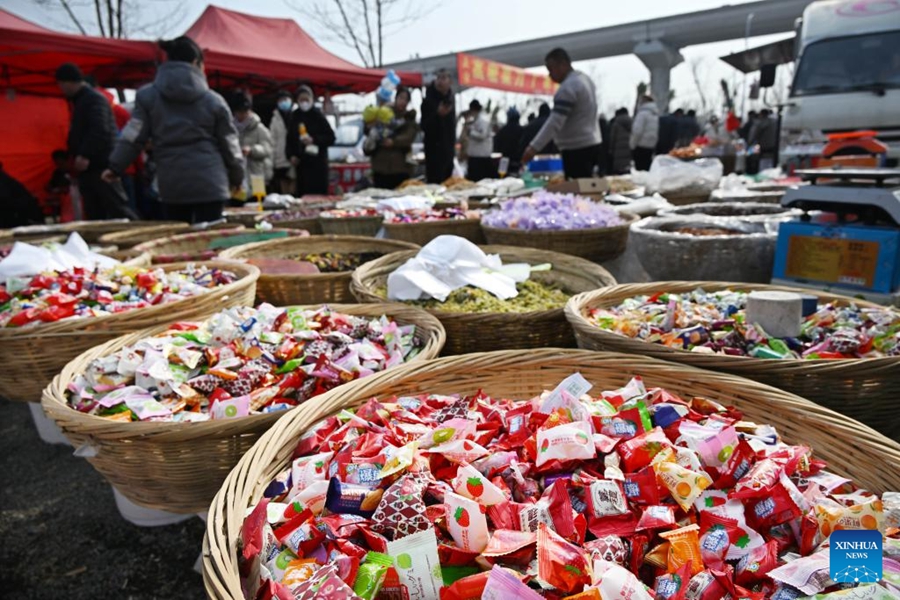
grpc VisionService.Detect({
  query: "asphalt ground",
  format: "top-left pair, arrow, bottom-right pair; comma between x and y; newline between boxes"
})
0,399 -> 207,599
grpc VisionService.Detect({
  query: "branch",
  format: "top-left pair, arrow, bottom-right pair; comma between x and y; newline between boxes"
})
56,0 -> 87,34
330,0 -> 371,67
360,0 -> 376,68
376,0 -> 383,67
106,0 -> 115,38
116,0 -> 123,38
94,0 -> 106,36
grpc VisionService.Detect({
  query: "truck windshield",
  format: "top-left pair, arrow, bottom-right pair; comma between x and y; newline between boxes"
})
791,31 -> 900,97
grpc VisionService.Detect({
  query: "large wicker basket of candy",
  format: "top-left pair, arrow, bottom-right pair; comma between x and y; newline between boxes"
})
202,348 -> 900,599
41,303 -> 445,512
566,281 -> 900,439
0,261 -> 259,402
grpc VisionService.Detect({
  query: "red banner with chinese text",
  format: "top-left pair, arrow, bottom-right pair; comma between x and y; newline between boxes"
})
456,53 -> 558,95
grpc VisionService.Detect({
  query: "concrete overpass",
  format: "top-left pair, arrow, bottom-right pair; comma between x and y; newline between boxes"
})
387,0 -> 811,108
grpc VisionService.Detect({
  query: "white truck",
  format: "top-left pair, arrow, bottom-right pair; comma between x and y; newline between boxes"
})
780,0 -> 900,166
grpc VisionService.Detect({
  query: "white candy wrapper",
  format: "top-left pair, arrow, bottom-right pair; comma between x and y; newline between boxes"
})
386,235 -> 532,302
445,491 -> 490,552
592,559 -> 654,599
386,528 -> 443,600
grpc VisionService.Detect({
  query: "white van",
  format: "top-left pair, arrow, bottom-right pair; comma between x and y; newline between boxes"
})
781,0 -> 900,166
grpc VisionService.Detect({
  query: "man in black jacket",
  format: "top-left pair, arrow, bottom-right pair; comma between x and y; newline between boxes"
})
55,63 -> 137,220
421,70 -> 456,184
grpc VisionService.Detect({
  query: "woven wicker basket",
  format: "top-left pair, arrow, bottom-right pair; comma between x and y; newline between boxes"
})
201,348 -> 900,599
351,246 -> 616,354
565,281 -> 900,439
658,202 -> 801,222
220,235 -> 419,306
262,216 -> 322,235
383,218 -> 486,246
663,191 -> 711,206
68,220 -> 186,243
481,212 -> 639,263
99,223 -> 194,248
98,248 -> 152,267
0,261 -> 260,403
133,227 -> 309,264
318,215 -> 383,237
630,216 -> 778,283
41,303 -> 445,512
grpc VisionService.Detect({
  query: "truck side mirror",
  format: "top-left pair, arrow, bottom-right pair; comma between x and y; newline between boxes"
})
760,64 -> 777,88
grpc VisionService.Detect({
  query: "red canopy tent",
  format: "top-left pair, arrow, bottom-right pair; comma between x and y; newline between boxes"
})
184,6 -> 422,94
0,8 -> 159,95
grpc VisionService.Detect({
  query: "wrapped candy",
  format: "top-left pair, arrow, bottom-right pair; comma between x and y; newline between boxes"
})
66,304 -> 422,422
481,192 -> 623,231
0,264 -> 237,328
237,377 -> 900,599
588,288 -> 900,359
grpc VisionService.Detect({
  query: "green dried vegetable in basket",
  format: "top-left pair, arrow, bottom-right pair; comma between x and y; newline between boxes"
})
379,280 -> 570,314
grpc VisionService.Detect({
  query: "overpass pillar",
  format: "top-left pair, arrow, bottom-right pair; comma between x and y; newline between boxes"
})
634,40 -> 684,113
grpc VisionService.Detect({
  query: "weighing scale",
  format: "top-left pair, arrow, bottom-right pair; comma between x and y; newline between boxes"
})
771,168 -> 900,306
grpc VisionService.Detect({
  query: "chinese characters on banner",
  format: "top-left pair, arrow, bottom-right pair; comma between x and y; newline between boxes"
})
456,53 -> 558,95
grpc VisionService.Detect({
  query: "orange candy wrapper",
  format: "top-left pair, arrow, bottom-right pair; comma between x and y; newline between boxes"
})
659,524 -> 704,576
814,498 -> 884,536
654,459 -> 713,512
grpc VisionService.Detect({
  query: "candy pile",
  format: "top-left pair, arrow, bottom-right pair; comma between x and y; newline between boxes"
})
481,192 -> 622,231
673,227 -> 744,237
396,280 -> 569,314
385,208 -> 475,224
589,289 -> 900,359
266,209 -> 323,223
0,265 -> 237,328
66,304 -> 422,422
289,252 -> 384,273
240,373 -> 899,599
321,209 -> 383,220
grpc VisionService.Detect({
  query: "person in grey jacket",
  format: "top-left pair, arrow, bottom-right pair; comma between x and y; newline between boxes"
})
608,107 -> 633,175
229,91 -> 273,192
521,47 -> 601,178
104,36 -> 244,224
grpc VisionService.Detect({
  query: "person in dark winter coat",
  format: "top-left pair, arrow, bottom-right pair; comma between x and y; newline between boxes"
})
519,103 -> 559,159
655,108 -> 681,154
287,85 -> 336,196
421,70 -> 456,184
0,163 -> 44,228
608,107 -> 633,174
493,107 -> 523,174
366,86 -> 419,190
597,114 -> 611,175
105,37 -> 244,224
677,109 -> 701,147
56,63 -> 138,221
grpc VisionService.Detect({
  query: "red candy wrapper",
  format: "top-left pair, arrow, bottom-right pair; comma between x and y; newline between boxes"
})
617,427 -> 673,472
370,472 -> 431,539
537,523 -> 591,593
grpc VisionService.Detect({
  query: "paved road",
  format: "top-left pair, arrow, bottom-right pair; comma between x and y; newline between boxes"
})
0,400 -> 206,599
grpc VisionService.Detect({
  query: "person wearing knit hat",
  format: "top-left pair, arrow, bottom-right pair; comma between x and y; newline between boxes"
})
104,36 -> 244,224
286,85 -> 335,196
56,63 -> 138,220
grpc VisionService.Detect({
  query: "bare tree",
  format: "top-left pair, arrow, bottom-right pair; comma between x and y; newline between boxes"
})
286,0 -> 437,67
33,0 -> 186,38
688,56 -> 710,116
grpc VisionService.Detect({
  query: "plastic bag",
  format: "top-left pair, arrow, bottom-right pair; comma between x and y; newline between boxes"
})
635,155 -> 723,197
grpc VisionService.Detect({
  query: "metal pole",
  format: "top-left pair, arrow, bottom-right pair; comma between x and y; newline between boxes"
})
741,12 -> 755,119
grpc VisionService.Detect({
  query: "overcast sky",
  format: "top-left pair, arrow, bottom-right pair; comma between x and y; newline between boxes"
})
8,0 -> 795,116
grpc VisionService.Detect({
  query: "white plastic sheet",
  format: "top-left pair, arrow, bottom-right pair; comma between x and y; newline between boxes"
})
0,232 -> 118,279
386,235 -> 533,302
633,155 -> 723,197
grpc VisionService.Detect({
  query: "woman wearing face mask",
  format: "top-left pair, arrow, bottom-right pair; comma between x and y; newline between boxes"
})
366,86 -> 419,190
286,85 -> 336,196
269,90 -> 295,194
